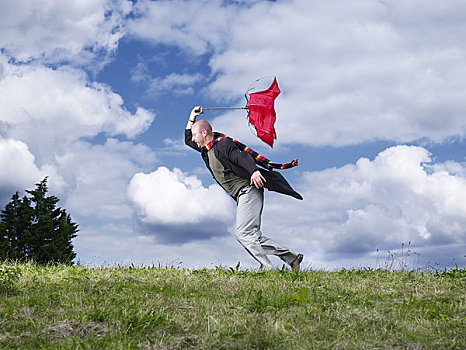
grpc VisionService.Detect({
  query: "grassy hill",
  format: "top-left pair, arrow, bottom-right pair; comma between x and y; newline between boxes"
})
0,262 -> 464,349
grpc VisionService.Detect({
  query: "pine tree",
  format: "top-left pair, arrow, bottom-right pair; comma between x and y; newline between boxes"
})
0,193 -> 20,260
0,177 -> 78,264
0,192 -> 33,261
0,219 -> 7,259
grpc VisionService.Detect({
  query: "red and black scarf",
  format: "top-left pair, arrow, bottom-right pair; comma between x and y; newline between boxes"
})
204,133 -> 298,170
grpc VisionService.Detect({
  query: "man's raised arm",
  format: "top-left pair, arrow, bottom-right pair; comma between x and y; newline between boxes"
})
186,106 -> 203,130
185,106 -> 204,152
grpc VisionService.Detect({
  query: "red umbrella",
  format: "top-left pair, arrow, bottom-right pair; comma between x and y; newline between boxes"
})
245,77 -> 280,147
203,77 -> 281,148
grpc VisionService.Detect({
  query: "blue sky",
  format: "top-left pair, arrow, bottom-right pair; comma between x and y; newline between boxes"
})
0,0 -> 465,270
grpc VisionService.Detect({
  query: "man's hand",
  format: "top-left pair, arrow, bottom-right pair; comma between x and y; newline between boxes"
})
190,106 -> 203,121
187,106 -> 203,129
250,170 -> 266,189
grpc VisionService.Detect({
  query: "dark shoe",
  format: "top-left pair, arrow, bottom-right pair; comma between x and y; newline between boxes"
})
291,253 -> 303,272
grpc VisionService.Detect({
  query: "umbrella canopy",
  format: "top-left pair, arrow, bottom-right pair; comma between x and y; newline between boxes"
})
246,77 -> 280,147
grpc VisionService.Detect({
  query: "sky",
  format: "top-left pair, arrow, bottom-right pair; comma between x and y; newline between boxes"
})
0,0 -> 465,270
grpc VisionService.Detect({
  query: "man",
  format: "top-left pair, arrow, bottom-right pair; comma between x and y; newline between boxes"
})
185,106 -> 303,271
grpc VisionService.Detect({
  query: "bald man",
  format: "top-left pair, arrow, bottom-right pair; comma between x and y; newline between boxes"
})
185,106 -> 303,271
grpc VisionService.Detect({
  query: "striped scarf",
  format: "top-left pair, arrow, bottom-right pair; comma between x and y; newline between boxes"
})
204,133 -> 298,170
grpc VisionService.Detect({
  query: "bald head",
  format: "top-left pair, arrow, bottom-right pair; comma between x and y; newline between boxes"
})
192,119 -> 212,135
191,119 -> 214,147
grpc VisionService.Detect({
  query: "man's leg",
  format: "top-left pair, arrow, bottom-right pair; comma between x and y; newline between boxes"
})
258,236 -> 299,266
236,186 -> 301,269
235,186 -> 274,269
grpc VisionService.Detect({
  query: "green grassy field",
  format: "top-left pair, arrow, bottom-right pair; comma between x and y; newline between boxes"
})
0,262 -> 464,349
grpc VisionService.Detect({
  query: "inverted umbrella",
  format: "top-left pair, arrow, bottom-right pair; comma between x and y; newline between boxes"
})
203,77 -> 281,148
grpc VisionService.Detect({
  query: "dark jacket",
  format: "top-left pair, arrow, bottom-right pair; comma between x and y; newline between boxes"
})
185,129 -> 303,200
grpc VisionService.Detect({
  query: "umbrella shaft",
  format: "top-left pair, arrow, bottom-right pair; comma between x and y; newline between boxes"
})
203,107 -> 247,110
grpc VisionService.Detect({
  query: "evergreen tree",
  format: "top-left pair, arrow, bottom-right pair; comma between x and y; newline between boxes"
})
0,193 -> 33,261
0,178 -> 78,264
0,218 -> 7,259
0,193 -> 20,260
0,195 -> 17,260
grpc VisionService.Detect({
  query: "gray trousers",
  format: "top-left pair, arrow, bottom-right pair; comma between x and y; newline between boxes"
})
235,185 -> 298,270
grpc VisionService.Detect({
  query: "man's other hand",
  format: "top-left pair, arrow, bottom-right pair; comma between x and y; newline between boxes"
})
251,170 -> 266,189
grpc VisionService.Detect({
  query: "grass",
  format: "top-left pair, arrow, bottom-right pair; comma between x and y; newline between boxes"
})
0,262 -> 465,349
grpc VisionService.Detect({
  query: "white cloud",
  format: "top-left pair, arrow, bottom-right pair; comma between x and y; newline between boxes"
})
56,139 -> 157,221
150,72 -> 203,96
0,136 -> 158,224
0,0 -> 132,68
127,0 -> 237,55
128,0 -> 466,146
131,61 -> 204,97
0,138 -> 66,202
0,138 -> 42,188
127,167 -> 234,226
0,57 -> 154,164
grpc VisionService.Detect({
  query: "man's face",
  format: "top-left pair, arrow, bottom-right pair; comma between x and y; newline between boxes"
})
191,126 -> 207,147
